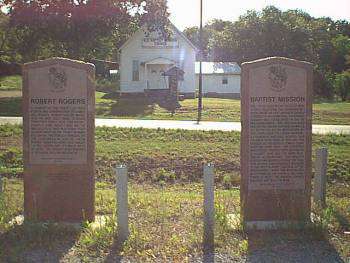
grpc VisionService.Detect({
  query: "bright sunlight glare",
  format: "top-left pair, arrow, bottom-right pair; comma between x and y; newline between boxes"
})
168,0 -> 350,30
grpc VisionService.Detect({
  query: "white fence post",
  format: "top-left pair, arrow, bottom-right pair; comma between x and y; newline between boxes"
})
116,164 -> 129,243
203,163 -> 214,249
314,148 -> 328,207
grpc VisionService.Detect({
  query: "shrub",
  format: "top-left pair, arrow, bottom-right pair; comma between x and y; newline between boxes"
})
334,71 -> 350,101
313,69 -> 335,100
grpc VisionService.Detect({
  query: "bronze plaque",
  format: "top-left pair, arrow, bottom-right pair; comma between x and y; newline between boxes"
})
23,58 -> 95,222
241,57 -> 312,229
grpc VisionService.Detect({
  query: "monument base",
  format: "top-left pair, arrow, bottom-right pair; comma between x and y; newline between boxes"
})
244,220 -> 311,231
9,215 -> 110,230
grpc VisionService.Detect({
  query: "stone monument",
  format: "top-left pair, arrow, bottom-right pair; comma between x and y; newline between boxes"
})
240,57 -> 313,229
22,57 -> 95,222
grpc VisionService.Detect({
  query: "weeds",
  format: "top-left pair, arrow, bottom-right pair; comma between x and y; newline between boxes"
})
0,76 -> 22,91
0,126 -> 349,260
2,125 -> 349,186
312,204 -> 336,234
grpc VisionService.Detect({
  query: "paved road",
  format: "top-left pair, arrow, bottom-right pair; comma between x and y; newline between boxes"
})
0,116 -> 349,135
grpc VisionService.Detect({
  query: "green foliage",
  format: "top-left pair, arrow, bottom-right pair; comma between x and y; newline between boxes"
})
0,130 -> 349,259
0,124 -> 22,136
0,76 -> 347,123
1,125 -> 349,187
0,147 -> 22,168
1,0 -> 169,62
95,77 -> 119,93
0,74 -> 346,123
334,70 -> 350,101
0,75 -> 21,91
79,215 -> 117,252
151,168 -> 176,184
313,69 -> 335,99
0,178 -> 23,233
0,147 -> 23,177
0,12 -> 18,62
184,6 -> 350,99
311,203 -> 337,238
0,96 -> 22,116
331,35 -> 350,72
0,194 -> 9,229
183,19 -> 232,60
215,203 -> 229,230
222,174 -> 233,189
312,101 -> 350,124
0,178 -> 348,261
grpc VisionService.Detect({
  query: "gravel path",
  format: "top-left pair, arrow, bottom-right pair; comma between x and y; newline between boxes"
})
0,117 -> 349,135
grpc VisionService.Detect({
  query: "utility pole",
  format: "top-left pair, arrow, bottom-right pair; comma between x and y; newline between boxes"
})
197,0 -> 203,124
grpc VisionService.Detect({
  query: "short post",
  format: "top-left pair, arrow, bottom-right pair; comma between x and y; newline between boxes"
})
203,163 -> 214,250
116,165 -> 129,243
314,148 -> 328,207
0,175 -> 2,195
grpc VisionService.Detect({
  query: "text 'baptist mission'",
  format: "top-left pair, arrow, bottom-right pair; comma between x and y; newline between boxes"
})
250,96 -> 305,103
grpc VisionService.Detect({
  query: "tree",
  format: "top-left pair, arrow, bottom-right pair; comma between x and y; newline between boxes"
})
334,71 -> 350,101
331,34 -> 350,72
313,68 -> 335,99
0,12 -> 10,59
184,26 -> 209,60
183,5 -> 350,99
183,19 -> 233,61
0,0 -> 169,62
0,11 -> 25,63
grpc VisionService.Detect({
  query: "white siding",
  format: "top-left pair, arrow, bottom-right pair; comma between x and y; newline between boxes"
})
196,74 -> 241,94
120,29 -> 196,94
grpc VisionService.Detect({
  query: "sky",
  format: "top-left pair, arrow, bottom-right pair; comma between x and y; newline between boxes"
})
168,0 -> 350,30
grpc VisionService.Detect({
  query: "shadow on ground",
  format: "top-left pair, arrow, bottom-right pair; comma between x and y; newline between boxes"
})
0,222 -> 81,262
104,234 -> 215,263
334,209 -> 350,231
103,235 -> 127,263
98,93 -> 179,118
246,230 -> 345,263
110,98 -> 155,117
96,93 -> 155,117
0,97 -> 22,116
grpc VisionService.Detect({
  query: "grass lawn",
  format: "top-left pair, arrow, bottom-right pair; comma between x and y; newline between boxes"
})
0,125 -> 349,261
96,91 -> 350,125
313,102 -> 350,125
95,91 -> 241,122
0,75 -> 22,92
0,180 -> 244,261
0,76 -> 22,117
1,75 -> 350,125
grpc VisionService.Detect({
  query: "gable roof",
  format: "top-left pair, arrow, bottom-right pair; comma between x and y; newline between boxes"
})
195,62 -> 241,75
169,21 -> 198,51
119,20 -> 198,51
142,57 -> 176,65
163,66 -> 185,76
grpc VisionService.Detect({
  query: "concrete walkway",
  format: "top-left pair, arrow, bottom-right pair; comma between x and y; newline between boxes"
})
0,116 -> 349,135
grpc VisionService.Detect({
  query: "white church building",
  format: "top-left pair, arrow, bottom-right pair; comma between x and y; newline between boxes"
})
118,22 -> 240,98
195,62 -> 241,98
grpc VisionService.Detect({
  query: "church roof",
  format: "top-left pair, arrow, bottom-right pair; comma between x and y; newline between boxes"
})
119,21 -> 197,51
162,66 -> 185,76
142,57 -> 176,65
